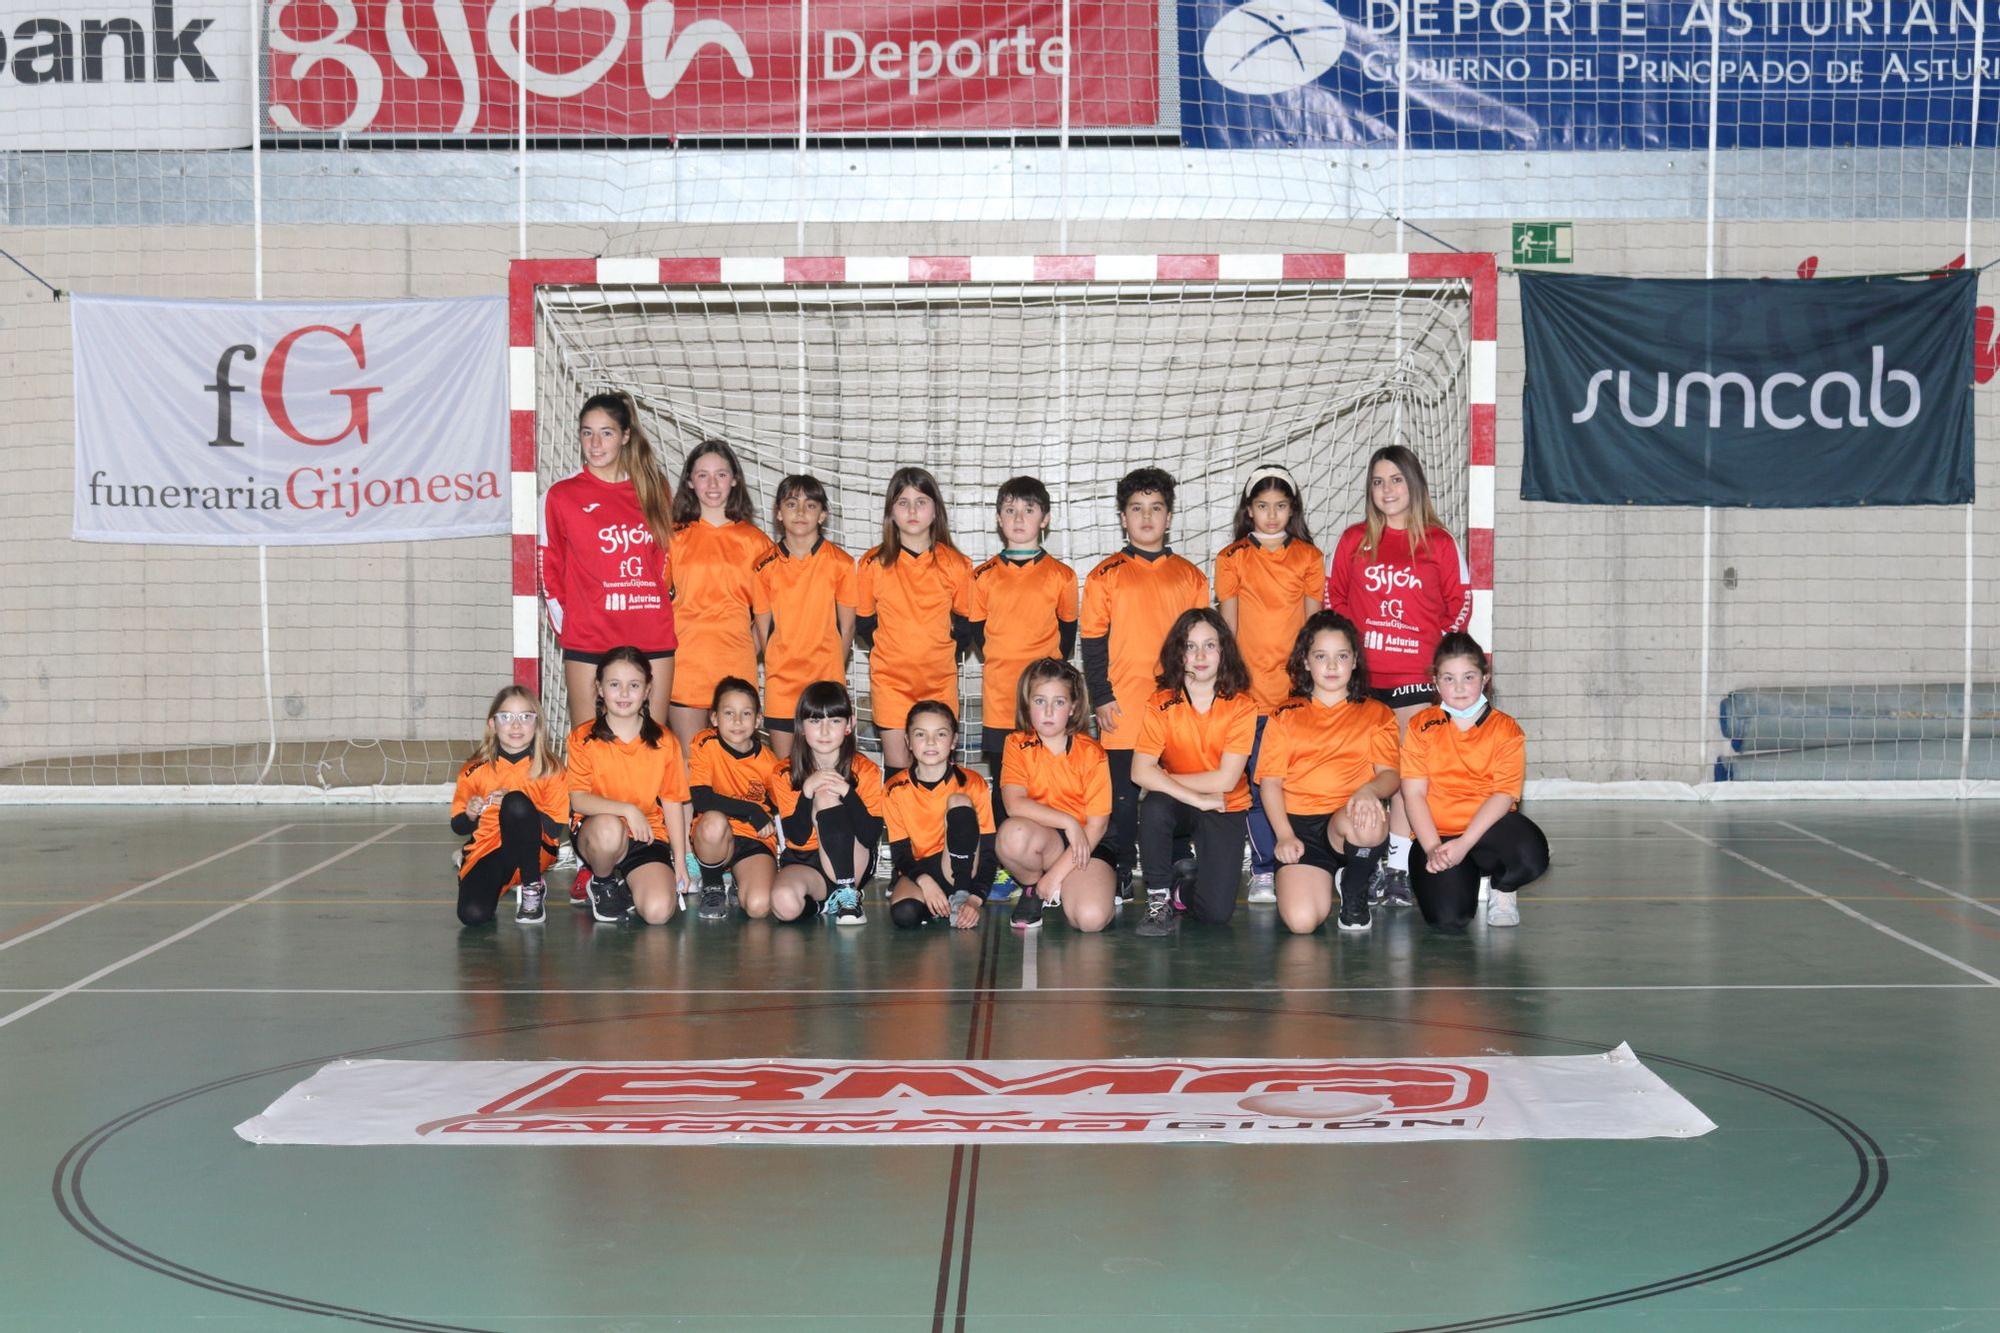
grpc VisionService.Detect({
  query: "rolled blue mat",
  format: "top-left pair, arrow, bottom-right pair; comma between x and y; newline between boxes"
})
1716,684 -> 2000,753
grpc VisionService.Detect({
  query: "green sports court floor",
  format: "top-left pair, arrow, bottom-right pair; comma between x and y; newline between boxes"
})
1,802 -> 1995,1331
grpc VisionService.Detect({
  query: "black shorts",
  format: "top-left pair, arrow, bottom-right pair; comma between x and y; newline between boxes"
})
1284,811 -> 1344,876
561,647 -> 675,666
895,852 -> 955,888
778,844 -> 878,891
613,839 -> 677,878
981,728 -> 1010,757
764,715 -> 795,734
718,834 -> 776,870
1368,682 -> 1438,709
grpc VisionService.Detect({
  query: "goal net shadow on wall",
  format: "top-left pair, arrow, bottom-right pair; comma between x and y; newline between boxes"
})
513,252 -> 1497,754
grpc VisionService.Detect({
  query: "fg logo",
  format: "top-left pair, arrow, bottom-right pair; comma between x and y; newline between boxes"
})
206,324 -> 384,449
1202,0 -> 1347,95
619,556 -> 644,579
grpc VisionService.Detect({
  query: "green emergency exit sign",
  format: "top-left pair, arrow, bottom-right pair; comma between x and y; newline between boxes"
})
1512,222 -> 1573,264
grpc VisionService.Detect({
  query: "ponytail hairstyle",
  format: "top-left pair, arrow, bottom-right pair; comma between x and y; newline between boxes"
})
580,391 -> 675,558
1431,631 -> 1490,679
587,646 -> 666,748
1232,463 -> 1314,545
790,679 -> 859,787
709,675 -> 762,717
1285,610 -> 1368,703
772,473 -> 831,537
1013,657 -> 1086,739
465,684 -> 558,779
903,698 -> 964,778
1154,607 -> 1252,701
876,465 -> 955,567
1360,444 -> 1446,558
671,437 -> 758,526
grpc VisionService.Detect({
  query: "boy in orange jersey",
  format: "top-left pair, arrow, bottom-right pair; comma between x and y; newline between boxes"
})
965,476 -> 1078,897
1080,468 -> 1211,894
752,475 -> 858,759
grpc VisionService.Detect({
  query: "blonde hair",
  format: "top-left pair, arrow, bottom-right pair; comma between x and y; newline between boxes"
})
1360,445 -> 1446,558
465,685 -> 558,779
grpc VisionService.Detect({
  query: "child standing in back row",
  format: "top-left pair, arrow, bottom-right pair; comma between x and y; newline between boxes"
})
666,439 -> 777,759
753,474 -> 857,761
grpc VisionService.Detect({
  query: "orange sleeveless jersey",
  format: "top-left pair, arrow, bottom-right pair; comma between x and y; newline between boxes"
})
969,552 -> 1078,731
452,755 -> 569,878
1255,695 -> 1399,816
998,730 -> 1113,823
689,727 -> 785,847
668,519 -> 777,709
1134,687 -> 1259,812
855,544 -> 975,729
771,753 -> 885,853
1400,706 -> 1527,837
751,538 -> 858,720
883,765 -> 997,859
1213,536 -> 1325,713
564,720 -> 691,842
1079,549 -> 1210,751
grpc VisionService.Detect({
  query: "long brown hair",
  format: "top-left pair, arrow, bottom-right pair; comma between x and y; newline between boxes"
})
671,437 -> 758,526
1014,658 -> 1086,739
587,647 -> 667,747
876,466 -> 955,567
464,684 -> 558,778
1154,607 -> 1252,701
580,391 -> 675,558
1232,466 -> 1314,545
1360,444 -> 1446,558
1285,610 -> 1368,702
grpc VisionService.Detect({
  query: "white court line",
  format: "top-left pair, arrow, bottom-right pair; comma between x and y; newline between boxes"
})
0,982 -> 1986,996
1020,928 -> 1038,990
1665,820 -> 2000,987
0,826 -> 404,1033
0,824 -> 293,955
1774,820 -> 2000,922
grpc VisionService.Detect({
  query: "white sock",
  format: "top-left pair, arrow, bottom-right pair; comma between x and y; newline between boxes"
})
1388,833 -> 1412,872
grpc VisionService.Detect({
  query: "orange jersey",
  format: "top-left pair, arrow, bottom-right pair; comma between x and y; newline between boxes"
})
668,519 -> 777,709
969,552 -> 1078,731
771,754 -> 886,853
1256,695 -> 1399,816
752,538 -> 858,719
855,544 -> 975,728
1400,706 -> 1527,837
1080,547 -> 1211,751
1214,536 -> 1325,713
883,765 -> 997,858
1134,687 -> 1258,812
564,720 -> 691,842
689,728 -> 785,846
999,729 -> 1113,824
452,754 -> 569,874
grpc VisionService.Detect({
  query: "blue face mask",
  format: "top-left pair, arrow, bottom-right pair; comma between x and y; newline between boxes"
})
1441,693 -> 1488,722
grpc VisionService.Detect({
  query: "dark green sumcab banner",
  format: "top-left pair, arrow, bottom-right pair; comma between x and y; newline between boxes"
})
1520,270 -> 1976,508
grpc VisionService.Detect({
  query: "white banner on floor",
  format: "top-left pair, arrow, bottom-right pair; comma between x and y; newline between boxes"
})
236,1045 -> 1715,1146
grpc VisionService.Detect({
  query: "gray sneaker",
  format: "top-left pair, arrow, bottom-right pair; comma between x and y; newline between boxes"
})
1380,867 -> 1414,908
698,883 -> 729,920
514,880 -> 546,924
1136,893 -> 1177,938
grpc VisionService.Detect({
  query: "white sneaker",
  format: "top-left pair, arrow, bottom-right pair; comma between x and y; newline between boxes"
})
555,842 -> 578,869
1247,872 -> 1277,904
1486,889 -> 1519,927
1478,876 -> 1490,902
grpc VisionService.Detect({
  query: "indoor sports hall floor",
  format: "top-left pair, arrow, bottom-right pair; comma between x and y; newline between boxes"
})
1,802 -> 1995,1331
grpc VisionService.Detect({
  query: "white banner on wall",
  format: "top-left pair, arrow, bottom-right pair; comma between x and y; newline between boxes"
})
72,294 -> 509,545
236,1046 -> 1717,1147
0,1 -> 251,149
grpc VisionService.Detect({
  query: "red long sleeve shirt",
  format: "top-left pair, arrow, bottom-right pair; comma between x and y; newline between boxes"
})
1324,522 -> 1470,690
537,470 -> 678,655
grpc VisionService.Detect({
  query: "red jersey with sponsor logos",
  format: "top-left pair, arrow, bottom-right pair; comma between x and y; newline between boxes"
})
1324,523 -> 1470,691
538,470 -> 678,655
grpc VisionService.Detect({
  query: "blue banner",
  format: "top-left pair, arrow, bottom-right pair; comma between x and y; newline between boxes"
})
1180,0 -> 1998,149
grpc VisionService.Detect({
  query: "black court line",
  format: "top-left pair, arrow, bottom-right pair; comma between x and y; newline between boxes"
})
931,916 -> 1005,1333
51,996 -> 1886,1331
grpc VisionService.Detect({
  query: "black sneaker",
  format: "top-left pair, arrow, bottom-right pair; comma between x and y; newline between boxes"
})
1169,857 -> 1198,902
514,880 -> 547,925
1379,867 -> 1414,908
1010,892 -> 1045,931
587,872 -> 632,924
1366,858 -> 1389,905
698,884 -> 728,920
1136,893 -> 1177,938
1337,870 -> 1373,933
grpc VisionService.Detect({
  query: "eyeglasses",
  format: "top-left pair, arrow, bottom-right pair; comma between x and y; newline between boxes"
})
494,711 -> 538,725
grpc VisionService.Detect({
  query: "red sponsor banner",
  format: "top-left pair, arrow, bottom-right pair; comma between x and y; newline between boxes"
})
265,0 -> 1159,136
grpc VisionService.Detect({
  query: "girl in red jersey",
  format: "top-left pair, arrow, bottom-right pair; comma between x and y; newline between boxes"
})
1402,634 -> 1549,932
995,658 -> 1117,933
1257,612 -> 1399,936
1214,464 -> 1325,906
688,676 -> 784,922
451,685 -> 568,927
855,467 -> 975,778
567,648 -> 693,925
1324,444 -> 1470,907
769,681 -> 886,926
884,701 -> 992,932
667,439 -> 777,759
538,391 -> 678,731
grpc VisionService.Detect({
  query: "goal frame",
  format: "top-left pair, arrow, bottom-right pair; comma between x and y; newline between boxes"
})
506,252 -> 1499,692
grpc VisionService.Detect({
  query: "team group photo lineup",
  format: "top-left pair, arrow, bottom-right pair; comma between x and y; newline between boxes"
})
454,387 -> 1550,940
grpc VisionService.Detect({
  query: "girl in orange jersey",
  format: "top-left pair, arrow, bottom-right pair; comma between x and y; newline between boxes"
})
688,677 -> 785,922
1401,634 -> 1549,932
567,648 -> 694,925
769,680 -> 886,926
884,701 -> 992,932
451,685 -> 568,926
752,474 -> 857,760
667,439 -> 777,759
1130,608 -> 1260,937
994,658 -> 1117,933
1215,465 -> 1325,907
855,466 -> 975,779
1257,611 -> 1400,936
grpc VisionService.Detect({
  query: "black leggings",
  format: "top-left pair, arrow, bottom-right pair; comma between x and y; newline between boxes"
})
456,791 -> 549,926
1105,748 -> 1139,879
1139,792 -> 1248,925
983,744 -> 1009,830
1409,811 -> 1550,931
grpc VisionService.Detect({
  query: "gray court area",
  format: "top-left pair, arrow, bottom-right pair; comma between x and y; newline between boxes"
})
2,801 -> 1996,1331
